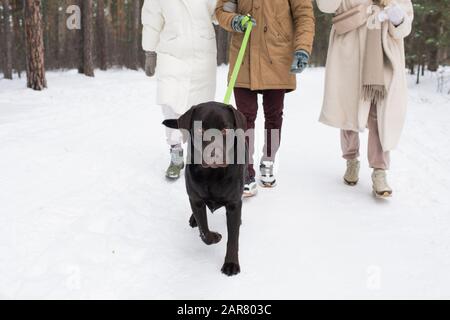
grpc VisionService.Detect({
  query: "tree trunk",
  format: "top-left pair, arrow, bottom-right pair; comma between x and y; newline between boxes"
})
57,0 -> 67,69
24,0 -> 46,90
129,0 -> 141,70
76,0 -> 84,73
44,0 -> 59,70
105,0 -> 114,66
428,48 -> 439,72
425,11 -> 442,72
12,0 -> 25,78
97,0 -> 107,70
116,0 -> 127,67
416,62 -> 420,85
81,0 -> 95,77
2,0 -> 13,79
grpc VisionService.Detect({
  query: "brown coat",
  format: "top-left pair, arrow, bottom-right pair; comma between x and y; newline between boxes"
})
216,0 -> 315,91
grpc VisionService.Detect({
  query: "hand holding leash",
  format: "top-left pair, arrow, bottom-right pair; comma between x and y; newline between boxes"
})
231,14 -> 257,33
224,15 -> 254,104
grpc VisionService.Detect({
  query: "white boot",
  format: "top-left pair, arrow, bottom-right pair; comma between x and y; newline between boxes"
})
372,169 -> 393,198
166,145 -> 184,180
344,159 -> 360,186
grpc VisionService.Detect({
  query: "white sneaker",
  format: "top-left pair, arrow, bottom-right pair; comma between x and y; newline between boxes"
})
260,161 -> 277,188
372,169 -> 393,198
344,159 -> 360,186
243,176 -> 258,198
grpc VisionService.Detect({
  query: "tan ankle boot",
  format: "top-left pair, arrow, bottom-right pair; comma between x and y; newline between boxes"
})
372,169 -> 393,198
344,159 -> 360,186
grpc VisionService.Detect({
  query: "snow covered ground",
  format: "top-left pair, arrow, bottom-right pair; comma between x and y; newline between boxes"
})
0,67 -> 449,299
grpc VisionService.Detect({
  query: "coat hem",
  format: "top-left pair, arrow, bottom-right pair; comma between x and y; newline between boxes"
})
319,115 -> 364,133
234,83 -> 296,92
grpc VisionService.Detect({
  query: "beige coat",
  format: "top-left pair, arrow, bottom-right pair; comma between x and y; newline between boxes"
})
216,0 -> 315,91
317,0 -> 413,151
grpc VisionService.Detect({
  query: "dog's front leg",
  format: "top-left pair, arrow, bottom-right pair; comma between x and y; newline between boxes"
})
221,200 -> 242,276
189,199 -> 222,245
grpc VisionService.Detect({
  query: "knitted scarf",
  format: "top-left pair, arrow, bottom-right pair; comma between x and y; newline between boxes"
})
362,0 -> 391,103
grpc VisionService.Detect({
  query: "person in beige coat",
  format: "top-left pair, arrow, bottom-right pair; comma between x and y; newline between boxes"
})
317,0 -> 413,198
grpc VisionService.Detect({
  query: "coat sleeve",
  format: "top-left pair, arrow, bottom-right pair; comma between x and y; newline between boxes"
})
215,0 -> 238,32
289,0 -> 316,54
316,0 -> 342,14
141,0 -> 164,52
208,0 -> 219,25
388,0 -> 414,40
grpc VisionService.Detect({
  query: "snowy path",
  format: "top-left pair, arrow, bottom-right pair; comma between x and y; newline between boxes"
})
0,68 -> 449,299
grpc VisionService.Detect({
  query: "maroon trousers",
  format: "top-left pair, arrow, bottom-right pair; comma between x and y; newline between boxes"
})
234,88 -> 286,179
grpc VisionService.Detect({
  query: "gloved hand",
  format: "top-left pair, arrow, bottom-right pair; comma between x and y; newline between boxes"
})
386,4 -> 405,26
290,50 -> 310,74
231,15 -> 256,33
145,51 -> 157,77
379,4 -> 405,26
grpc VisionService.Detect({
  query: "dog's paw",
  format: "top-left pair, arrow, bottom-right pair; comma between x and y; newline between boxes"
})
221,262 -> 241,276
189,214 -> 198,228
200,231 -> 222,245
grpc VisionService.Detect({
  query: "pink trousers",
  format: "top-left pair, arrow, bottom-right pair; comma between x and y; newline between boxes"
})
341,104 -> 390,170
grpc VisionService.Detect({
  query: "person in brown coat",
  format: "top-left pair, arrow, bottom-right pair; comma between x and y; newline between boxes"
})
216,0 -> 315,197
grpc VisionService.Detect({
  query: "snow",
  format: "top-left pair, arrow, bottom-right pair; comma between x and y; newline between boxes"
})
0,67 -> 449,299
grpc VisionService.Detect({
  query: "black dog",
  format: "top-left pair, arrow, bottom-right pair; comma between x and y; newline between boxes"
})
163,102 -> 247,276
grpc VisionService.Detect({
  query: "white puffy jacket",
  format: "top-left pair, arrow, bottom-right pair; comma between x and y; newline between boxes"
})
142,0 -> 218,114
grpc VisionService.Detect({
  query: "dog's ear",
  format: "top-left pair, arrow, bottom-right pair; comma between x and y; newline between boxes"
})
177,105 -> 198,131
162,119 -> 179,129
229,106 -> 247,130
162,106 -> 198,131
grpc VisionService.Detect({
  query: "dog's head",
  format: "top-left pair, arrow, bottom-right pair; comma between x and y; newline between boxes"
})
163,102 -> 247,168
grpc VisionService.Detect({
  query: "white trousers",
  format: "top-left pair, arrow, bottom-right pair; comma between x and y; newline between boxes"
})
161,105 -> 183,146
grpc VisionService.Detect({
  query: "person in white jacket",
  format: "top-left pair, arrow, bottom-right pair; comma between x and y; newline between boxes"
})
142,0 -> 218,180
317,0 -> 413,198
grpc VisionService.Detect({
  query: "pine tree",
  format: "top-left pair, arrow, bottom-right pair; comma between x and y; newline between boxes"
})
2,0 -> 13,79
97,0 -> 108,70
24,0 -> 47,90
81,0 -> 95,77
129,0 -> 142,70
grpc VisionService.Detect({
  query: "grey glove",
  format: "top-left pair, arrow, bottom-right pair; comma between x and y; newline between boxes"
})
145,51 -> 157,77
290,50 -> 310,74
231,15 -> 256,33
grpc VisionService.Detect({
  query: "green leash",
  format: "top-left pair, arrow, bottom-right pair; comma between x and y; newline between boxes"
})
223,15 -> 254,105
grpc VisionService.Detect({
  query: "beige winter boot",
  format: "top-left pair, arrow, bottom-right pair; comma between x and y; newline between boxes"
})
372,169 -> 393,198
344,159 -> 360,186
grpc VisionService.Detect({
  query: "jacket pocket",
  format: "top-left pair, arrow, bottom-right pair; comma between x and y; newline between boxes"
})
263,33 -> 273,64
267,15 -> 290,43
263,24 -> 292,66
161,22 -> 180,42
